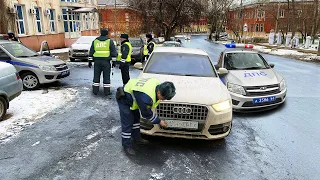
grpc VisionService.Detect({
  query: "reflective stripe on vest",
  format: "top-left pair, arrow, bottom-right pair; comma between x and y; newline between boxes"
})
124,78 -> 161,110
143,41 -> 156,55
117,42 -> 132,62
93,39 -> 110,57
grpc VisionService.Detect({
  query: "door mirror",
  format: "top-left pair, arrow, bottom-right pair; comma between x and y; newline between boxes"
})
269,63 -> 275,68
218,68 -> 229,75
134,62 -> 143,70
43,52 -> 51,56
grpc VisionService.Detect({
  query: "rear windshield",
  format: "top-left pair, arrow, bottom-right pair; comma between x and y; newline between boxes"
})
144,52 -> 217,77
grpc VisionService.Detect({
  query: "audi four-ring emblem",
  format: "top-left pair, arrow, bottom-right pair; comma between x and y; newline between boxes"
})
172,106 -> 192,114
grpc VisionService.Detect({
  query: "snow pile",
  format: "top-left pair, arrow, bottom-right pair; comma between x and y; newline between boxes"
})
0,88 -> 77,143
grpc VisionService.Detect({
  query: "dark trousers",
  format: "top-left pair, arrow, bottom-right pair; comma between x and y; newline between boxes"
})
117,98 -> 141,148
119,62 -> 130,85
92,60 -> 111,95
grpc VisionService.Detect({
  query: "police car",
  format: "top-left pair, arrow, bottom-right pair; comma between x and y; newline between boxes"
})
0,40 -> 70,90
216,44 -> 287,112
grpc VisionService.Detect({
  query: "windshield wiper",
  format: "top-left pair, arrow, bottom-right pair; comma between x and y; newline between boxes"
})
245,67 -> 265,70
17,55 -> 29,58
31,54 -> 39,57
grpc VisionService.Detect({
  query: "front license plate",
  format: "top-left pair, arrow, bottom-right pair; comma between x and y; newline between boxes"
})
165,120 -> 198,130
253,96 -> 276,104
60,70 -> 69,76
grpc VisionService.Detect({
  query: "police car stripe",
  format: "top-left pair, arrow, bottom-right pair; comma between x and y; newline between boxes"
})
1,60 -> 38,68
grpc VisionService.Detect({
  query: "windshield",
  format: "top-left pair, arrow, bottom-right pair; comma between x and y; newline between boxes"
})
144,52 -> 217,77
129,39 -> 142,47
75,36 -> 97,44
1,43 -> 38,57
163,42 -> 180,47
224,53 -> 270,70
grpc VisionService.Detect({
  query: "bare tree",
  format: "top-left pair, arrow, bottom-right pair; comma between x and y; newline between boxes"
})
204,0 -> 232,41
128,0 -> 203,40
311,0 -> 319,42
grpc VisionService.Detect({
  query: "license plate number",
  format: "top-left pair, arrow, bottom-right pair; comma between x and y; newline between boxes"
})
60,70 -> 69,76
165,120 -> 198,129
253,96 -> 276,104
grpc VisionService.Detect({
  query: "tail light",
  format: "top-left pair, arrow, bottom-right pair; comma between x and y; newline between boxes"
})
16,73 -> 21,80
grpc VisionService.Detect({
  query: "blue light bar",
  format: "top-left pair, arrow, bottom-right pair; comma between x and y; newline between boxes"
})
225,44 -> 236,48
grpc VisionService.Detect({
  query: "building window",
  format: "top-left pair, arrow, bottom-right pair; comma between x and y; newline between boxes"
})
15,5 -> 25,34
35,7 -> 42,33
62,8 -> 80,32
85,14 -> 89,30
280,9 -> 284,18
92,14 -> 95,29
62,8 -> 68,32
49,9 -> 55,32
256,24 -> 259,32
260,24 -> 264,32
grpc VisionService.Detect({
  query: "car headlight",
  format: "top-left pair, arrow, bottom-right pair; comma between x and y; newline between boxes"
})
227,83 -> 246,95
212,100 -> 231,112
279,79 -> 286,91
39,65 -> 56,71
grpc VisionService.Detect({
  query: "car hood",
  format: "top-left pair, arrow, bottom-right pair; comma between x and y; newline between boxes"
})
16,56 -> 65,66
71,43 -> 91,50
226,69 -> 283,86
139,73 -> 230,105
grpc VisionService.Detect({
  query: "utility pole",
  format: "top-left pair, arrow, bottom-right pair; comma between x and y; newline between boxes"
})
318,40 -> 320,56
114,0 -> 117,44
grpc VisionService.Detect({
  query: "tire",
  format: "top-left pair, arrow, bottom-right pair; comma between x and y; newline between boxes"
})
70,58 -> 75,62
0,96 -> 8,121
21,72 -> 40,90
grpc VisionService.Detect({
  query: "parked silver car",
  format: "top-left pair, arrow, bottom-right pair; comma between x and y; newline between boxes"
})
0,40 -> 70,90
0,62 -> 23,121
69,36 -> 97,62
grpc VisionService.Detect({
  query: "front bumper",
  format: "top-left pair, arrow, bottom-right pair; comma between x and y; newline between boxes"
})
231,89 -> 287,112
140,105 -> 233,140
36,68 -> 70,84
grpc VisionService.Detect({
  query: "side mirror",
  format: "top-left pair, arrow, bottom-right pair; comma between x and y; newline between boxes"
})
43,52 -> 51,56
218,68 -> 228,75
269,63 -> 275,68
134,62 -> 143,70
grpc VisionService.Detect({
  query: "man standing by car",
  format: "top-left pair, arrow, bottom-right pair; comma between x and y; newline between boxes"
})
116,78 -> 176,155
117,34 -> 132,85
88,29 -> 117,96
143,34 -> 156,61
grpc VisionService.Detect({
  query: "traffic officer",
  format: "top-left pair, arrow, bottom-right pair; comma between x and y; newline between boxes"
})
116,78 -> 176,155
143,34 -> 156,61
117,33 -> 132,85
88,29 -> 117,96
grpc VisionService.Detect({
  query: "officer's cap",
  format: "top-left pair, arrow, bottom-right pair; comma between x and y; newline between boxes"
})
120,34 -> 129,39
146,34 -> 152,39
159,81 -> 176,100
100,29 -> 108,36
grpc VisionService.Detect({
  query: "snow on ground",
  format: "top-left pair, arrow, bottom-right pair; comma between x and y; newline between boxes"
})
50,48 -> 69,54
0,88 -> 77,144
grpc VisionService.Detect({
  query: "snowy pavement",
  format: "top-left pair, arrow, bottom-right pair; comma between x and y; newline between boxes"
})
0,88 -> 77,144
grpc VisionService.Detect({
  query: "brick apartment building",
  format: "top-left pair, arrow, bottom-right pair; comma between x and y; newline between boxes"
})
226,0 -> 315,39
97,0 -> 143,39
0,0 -> 99,51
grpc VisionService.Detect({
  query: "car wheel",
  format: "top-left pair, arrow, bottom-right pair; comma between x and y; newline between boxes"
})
70,58 -> 75,62
21,72 -> 40,90
0,96 -> 8,121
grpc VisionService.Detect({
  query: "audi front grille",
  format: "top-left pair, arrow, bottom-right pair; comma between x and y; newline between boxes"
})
156,103 -> 208,132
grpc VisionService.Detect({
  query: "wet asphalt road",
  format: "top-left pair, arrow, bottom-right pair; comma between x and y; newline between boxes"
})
0,35 -> 320,180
